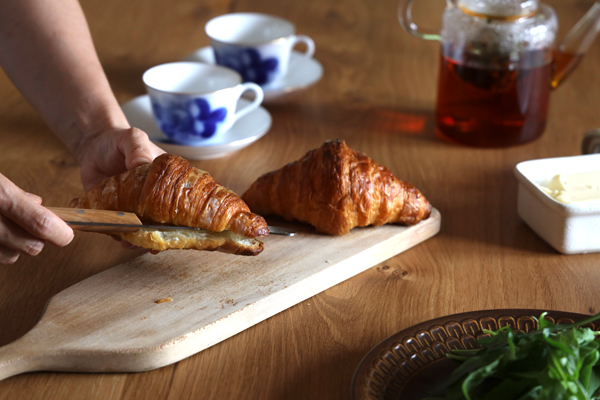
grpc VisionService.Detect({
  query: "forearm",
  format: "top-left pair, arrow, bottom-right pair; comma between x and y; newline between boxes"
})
0,0 -> 128,162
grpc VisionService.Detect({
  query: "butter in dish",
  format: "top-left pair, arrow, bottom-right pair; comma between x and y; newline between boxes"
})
514,154 -> 600,254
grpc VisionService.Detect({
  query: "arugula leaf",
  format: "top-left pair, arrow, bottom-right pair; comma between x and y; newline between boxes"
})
427,312 -> 600,400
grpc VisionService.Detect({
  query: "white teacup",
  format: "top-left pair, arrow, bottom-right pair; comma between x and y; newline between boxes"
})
205,13 -> 315,87
142,62 -> 263,145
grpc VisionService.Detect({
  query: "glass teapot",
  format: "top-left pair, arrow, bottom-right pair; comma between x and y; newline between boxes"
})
399,0 -> 600,147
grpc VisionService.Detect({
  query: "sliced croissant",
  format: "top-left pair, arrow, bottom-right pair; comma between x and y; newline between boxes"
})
118,228 -> 264,256
70,153 -> 268,255
242,140 -> 431,235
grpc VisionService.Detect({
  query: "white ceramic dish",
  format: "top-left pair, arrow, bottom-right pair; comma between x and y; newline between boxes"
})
182,47 -> 323,102
514,154 -> 600,254
121,95 -> 271,160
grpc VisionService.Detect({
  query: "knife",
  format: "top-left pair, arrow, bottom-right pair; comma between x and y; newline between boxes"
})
47,207 -> 296,236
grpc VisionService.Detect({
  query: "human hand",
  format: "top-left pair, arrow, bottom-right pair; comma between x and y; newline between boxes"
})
75,127 -> 164,252
76,127 -> 165,191
0,174 -> 74,264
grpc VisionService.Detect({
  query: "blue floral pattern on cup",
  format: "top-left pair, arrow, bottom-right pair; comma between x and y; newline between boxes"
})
151,98 -> 227,143
214,48 -> 278,85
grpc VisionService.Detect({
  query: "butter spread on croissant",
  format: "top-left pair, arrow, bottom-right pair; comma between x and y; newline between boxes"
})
70,153 -> 268,255
242,139 -> 431,235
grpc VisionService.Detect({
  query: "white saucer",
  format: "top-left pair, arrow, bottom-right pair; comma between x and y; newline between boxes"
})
182,47 -> 323,102
121,95 -> 272,160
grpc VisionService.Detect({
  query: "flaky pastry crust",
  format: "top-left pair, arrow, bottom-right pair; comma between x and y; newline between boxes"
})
242,140 -> 431,235
70,154 -> 268,255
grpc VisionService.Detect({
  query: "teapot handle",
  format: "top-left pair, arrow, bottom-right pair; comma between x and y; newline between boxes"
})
398,0 -> 442,41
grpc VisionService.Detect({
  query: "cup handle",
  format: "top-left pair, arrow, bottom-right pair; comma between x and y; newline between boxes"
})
288,35 -> 315,68
398,0 -> 441,41
233,83 -> 264,121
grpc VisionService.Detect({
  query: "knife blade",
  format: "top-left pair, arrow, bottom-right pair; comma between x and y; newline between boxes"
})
47,207 -> 296,236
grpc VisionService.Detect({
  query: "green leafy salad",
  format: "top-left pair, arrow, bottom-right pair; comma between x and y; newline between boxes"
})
425,312 -> 600,400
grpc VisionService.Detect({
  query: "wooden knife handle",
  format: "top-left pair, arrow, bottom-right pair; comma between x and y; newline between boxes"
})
47,207 -> 143,233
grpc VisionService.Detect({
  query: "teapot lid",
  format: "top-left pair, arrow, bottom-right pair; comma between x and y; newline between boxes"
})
457,0 -> 539,18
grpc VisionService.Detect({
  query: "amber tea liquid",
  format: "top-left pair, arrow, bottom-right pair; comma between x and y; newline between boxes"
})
435,53 -> 552,147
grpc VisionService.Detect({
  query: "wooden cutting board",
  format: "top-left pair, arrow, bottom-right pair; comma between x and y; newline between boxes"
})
0,209 -> 440,381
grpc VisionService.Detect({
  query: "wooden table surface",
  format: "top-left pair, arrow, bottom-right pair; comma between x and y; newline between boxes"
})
0,0 -> 599,398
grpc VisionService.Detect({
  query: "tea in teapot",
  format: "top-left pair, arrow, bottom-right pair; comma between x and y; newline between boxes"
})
399,0 -> 600,147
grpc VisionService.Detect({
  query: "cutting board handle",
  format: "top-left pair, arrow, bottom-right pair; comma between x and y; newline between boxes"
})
0,337 -> 40,381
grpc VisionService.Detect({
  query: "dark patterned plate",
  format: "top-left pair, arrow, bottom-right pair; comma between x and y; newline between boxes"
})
351,309 -> 598,400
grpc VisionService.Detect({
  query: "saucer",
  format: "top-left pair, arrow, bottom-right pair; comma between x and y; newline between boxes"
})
182,47 -> 323,102
121,95 -> 272,160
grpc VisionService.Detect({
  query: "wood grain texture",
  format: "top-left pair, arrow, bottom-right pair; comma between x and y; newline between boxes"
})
0,210 -> 440,381
0,0 -> 599,398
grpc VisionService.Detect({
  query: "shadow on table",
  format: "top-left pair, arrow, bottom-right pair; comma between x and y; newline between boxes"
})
265,100 -> 439,144
103,58 -> 441,147
430,165 -> 559,255
271,347 -> 367,400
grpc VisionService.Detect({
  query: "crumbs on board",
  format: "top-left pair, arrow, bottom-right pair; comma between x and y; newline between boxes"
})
156,297 -> 173,304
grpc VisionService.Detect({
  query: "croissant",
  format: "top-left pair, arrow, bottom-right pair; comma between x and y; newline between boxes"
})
117,228 -> 265,255
242,140 -> 431,235
70,153 -> 269,255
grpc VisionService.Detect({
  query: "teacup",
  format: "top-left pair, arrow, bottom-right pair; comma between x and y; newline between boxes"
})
205,13 -> 315,86
143,62 -> 264,145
